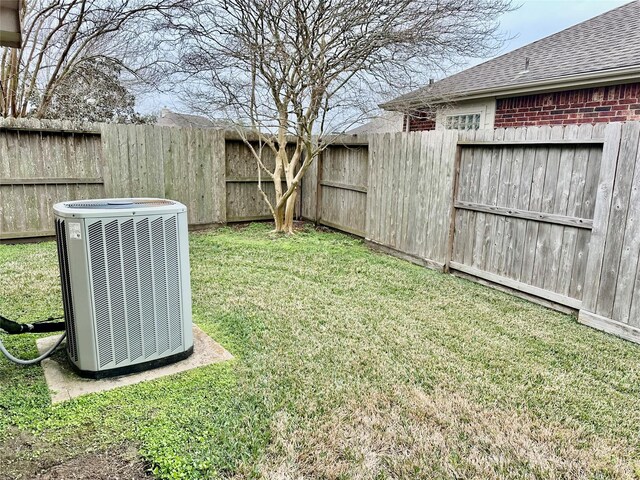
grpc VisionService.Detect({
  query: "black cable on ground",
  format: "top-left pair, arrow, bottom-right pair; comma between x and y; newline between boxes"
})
0,315 -> 65,334
0,314 -> 66,365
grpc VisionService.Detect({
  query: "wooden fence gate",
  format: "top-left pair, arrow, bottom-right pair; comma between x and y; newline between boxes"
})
449,125 -> 604,309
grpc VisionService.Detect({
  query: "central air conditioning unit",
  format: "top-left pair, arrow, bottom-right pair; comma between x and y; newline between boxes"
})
53,198 -> 194,378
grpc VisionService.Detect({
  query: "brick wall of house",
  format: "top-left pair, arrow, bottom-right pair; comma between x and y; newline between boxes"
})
405,82 -> 640,131
406,110 -> 436,131
494,82 -> 640,128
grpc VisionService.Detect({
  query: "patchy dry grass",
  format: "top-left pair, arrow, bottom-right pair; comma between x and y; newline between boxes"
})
2,223 -> 640,479
261,386 -> 636,479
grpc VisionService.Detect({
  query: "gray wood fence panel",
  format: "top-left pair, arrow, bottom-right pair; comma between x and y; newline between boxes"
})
567,124 -> 604,300
582,123 -> 624,313
450,125 -> 603,307
501,127 -> 528,277
226,180 -> 276,222
301,153 -> 318,221
403,133 -> 421,254
596,122 -> 640,318
3,120 -> 227,239
224,139 -> 305,223
102,124 -> 226,226
367,130 -> 457,266
1,119 -> 105,238
579,122 -> 640,337
317,144 -> 368,236
615,132 -> 640,326
412,131 -> 430,256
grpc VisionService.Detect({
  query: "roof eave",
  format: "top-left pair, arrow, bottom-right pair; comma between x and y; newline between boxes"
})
0,0 -> 22,48
381,65 -> 640,111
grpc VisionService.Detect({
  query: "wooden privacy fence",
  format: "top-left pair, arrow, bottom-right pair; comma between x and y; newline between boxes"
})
101,124 -> 226,225
0,119 -> 227,238
313,138 -> 369,237
0,119 -> 308,239
304,122 -> 640,344
580,122 -> 640,342
0,121 -> 105,238
367,130 -> 458,268
224,134 -> 301,222
4,117 -> 640,345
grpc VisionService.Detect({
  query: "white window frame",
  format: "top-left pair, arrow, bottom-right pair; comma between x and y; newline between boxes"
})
435,99 -> 496,131
444,112 -> 482,131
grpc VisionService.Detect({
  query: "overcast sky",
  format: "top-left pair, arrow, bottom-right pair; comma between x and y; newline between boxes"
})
138,0 -> 634,115
493,0 -> 631,58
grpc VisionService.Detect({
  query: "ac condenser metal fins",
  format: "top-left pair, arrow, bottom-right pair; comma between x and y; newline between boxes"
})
53,198 -> 193,379
136,218 -> 158,359
88,220 -> 114,368
151,217 -> 170,355
105,219 -> 128,364
121,219 -> 143,362
55,219 -> 78,361
165,216 -> 183,351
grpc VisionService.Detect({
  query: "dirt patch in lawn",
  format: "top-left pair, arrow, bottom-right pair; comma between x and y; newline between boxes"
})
32,449 -> 151,480
1,430 -> 150,480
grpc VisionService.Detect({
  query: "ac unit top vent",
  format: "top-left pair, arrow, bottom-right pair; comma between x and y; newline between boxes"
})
54,198 -> 187,219
65,199 -> 175,209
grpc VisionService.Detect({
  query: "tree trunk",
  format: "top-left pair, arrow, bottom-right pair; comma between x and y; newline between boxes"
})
283,187 -> 298,233
272,149 -> 285,232
274,205 -> 285,232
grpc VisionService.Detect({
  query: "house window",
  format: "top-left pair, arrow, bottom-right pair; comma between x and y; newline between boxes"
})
445,113 -> 481,130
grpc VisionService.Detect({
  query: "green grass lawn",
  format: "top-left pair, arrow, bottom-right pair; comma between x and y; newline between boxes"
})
2,223 -> 640,479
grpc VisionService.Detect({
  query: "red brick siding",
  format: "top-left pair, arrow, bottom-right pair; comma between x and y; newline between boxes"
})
406,109 -> 436,131
405,82 -> 640,131
494,83 -> 640,128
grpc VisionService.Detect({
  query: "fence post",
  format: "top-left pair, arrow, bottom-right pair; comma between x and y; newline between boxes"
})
315,149 -> 324,225
444,141 -> 462,272
580,122 -> 623,313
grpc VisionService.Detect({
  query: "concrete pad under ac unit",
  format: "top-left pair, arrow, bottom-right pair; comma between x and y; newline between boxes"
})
36,324 -> 233,404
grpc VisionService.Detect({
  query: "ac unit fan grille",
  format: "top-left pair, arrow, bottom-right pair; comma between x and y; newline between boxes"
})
55,219 -> 78,361
87,216 -> 183,368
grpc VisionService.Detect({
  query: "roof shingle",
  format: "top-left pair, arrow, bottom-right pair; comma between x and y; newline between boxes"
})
384,0 -> 640,108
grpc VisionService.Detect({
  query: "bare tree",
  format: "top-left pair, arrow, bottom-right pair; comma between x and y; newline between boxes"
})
164,0 -> 512,233
0,0 -> 183,120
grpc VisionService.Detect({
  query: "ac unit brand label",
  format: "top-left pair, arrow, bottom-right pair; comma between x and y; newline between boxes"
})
69,222 -> 82,240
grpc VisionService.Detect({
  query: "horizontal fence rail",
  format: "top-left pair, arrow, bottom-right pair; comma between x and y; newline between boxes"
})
453,201 -> 594,229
